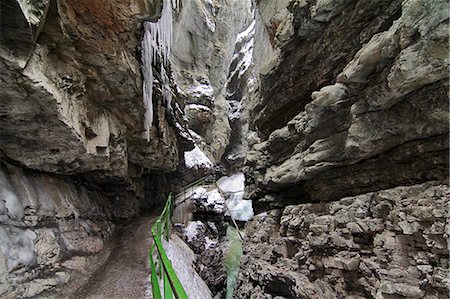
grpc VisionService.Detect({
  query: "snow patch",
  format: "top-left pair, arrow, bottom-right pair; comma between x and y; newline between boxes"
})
229,18 -> 256,80
205,236 -> 217,249
205,189 -> 225,214
185,83 -> 214,99
207,221 -> 218,234
189,186 -> 208,199
184,221 -> 204,243
184,145 -> 213,170
185,103 -> 212,112
206,189 -> 224,206
228,97 -> 244,121
203,10 -> 215,33
189,187 -> 225,214
188,129 -> 203,143
257,212 -> 268,219
175,122 -> 192,141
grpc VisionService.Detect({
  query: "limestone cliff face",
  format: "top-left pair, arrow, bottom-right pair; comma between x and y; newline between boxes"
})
237,183 -> 449,298
1,0 -> 184,178
0,0 -> 186,245
237,0 -> 449,298
246,0 -> 448,206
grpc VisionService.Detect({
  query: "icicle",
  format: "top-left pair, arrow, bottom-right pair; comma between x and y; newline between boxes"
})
141,0 -> 176,140
142,22 -> 154,141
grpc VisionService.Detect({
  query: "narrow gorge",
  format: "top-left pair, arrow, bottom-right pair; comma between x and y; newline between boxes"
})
0,0 -> 448,298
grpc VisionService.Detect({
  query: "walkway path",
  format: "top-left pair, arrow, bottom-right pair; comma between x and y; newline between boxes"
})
76,215 -> 157,299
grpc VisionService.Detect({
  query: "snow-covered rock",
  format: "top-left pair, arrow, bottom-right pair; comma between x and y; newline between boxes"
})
184,145 -> 214,170
189,187 -> 225,214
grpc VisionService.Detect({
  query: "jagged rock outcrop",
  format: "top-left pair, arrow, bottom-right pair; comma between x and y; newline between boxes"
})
174,185 -> 228,296
236,183 -> 449,298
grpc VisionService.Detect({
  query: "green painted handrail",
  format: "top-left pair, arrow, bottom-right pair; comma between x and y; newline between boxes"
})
149,176 -> 220,298
149,193 -> 189,299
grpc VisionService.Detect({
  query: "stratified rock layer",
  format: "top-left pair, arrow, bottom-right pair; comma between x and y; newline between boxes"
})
245,0 -> 449,205
237,0 -> 449,298
0,0 -> 186,297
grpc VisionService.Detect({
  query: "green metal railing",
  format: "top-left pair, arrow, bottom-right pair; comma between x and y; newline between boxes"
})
149,175 -> 244,298
149,193 -> 188,299
174,175 -> 210,196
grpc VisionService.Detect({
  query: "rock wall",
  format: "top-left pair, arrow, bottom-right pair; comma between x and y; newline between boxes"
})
0,0 -> 186,180
0,162 -> 115,298
236,183 -> 449,298
1,0 -> 448,297
245,0 -> 449,206
0,0 -> 189,297
237,0 -> 449,298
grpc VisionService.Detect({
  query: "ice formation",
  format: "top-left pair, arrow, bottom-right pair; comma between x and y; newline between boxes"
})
0,171 -> 24,219
141,0 -> 177,140
0,226 -> 37,271
217,173 -> 254,221
217,173 -> 245,193
227,198 -> 253,222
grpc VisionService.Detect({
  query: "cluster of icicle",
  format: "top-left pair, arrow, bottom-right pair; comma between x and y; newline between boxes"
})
141,0 -> 180,140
